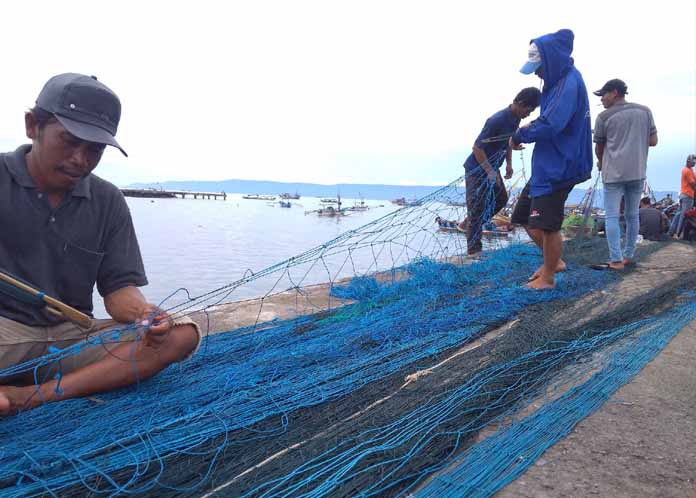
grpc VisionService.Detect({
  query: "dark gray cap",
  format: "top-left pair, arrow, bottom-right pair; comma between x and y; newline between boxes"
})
593,78 -> 628,97
36,73 -> 127,156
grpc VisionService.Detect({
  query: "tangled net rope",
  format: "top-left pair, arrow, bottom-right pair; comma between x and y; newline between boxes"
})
0,158 -> 690,497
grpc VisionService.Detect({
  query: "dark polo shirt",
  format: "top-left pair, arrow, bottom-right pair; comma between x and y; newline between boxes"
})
463,106 -> 520,171
0,145 -> 147,326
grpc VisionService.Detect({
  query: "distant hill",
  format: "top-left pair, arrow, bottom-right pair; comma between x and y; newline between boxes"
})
126,179 -> 677,205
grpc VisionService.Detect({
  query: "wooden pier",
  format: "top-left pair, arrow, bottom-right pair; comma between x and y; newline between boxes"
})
121,188 -> 227,200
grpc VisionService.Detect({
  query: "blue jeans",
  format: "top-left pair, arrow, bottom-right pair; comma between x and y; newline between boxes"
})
668,194 -> 694,237
604,180 -> 644,262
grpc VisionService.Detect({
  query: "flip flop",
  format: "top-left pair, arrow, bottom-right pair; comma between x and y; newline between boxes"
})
589,263 -> 623,271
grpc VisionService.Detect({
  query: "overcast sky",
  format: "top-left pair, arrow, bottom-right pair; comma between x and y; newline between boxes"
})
1,0 -> 694,191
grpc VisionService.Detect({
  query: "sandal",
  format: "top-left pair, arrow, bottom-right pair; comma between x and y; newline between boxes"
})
589,263 -> 623,271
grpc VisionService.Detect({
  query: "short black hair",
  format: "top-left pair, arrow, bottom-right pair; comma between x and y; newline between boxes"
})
29,106 -> 57,129
640,197 -> 651,205
514,87 -> 541,109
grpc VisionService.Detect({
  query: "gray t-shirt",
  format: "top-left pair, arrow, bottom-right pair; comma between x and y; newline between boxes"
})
0,145 -> 147,326
593,102 -> 656,184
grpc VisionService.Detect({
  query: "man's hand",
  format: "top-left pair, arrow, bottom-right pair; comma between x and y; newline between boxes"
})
137,304 -> 173,348
509,137 -> 524,151
504,164 -> 513,180
485,167 -> 496,182
480,160 -> 496,182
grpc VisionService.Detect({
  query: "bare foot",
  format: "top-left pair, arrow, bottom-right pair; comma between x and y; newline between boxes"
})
527,275 -> 555,290
609,261 -> 624,270
528,260 -> 567,282
0,385 -> 43,416
622,258 -> 635,267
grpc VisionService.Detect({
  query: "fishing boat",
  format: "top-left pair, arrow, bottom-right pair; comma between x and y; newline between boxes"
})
482,228 -> 512,238
437,225 -> 465,234
317,205 -> 348,217
243,194 -> 276,201
280,193 -> 301,200
435,216 -> 465,233
279,201 -> 292,208
320,197 -> 339,204
392,197 -> 419,207
348,198 -> 369,212
437,214 -> 512,237
306,195 -> 349,217
305,206 -> 350,217
561,177 -> 602,237
486,214 -> 514,236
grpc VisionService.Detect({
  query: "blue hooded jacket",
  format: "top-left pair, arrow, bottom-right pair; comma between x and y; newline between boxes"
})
512,29 -> 592,197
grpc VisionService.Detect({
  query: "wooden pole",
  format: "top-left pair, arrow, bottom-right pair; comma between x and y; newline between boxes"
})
0,272 -> 92,329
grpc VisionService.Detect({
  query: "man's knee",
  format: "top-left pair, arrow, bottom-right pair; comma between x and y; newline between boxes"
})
166,324 -> 200,362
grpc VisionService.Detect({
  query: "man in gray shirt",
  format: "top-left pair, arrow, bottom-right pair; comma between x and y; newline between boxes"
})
0,74 -> 201,415
593,79 -> 658,270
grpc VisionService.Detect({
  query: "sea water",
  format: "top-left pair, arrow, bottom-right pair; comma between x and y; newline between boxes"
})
92,195 -> 401,317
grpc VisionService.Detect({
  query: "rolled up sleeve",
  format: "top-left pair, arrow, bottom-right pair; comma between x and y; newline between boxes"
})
96,196 -> 148,297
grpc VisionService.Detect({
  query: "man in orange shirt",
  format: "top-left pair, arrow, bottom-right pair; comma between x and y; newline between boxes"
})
668,154 -> 696,239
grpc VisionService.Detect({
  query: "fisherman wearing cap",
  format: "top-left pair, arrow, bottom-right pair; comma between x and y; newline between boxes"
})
592,79 -> 658,270
0,74 -> 201,415
669,153 -> 696,239
508,29 -> 593,289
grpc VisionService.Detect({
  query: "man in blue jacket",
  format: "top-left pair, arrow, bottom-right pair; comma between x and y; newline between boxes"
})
509,29 -> 593,289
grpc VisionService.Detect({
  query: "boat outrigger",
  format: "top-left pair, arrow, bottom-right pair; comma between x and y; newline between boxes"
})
347,197 -> 369,212
391,197 -> 419,207
306,195 -> 349,217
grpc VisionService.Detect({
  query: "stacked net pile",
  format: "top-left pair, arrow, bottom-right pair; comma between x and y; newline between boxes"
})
0,166 -> 690,497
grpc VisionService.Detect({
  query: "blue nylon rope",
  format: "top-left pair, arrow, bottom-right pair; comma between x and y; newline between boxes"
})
0,247 -> 613,496
0,168 -> 626,497
416,300 -> 696,498
237,301 -> 696,498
